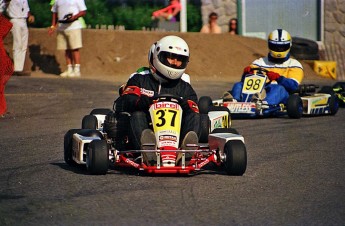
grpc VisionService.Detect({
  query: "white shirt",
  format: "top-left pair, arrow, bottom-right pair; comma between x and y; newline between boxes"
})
6,0 -> 30,18
51,0 -> 87,31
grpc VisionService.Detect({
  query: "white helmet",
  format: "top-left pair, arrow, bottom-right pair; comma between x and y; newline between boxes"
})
268,29 -> 292,59
149,35 -> 190,83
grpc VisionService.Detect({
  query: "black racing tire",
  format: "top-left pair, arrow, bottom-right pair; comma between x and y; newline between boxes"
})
333,82 -> 345,107
287,94 -> 303,119
290,37 -> 319,60
86,140 -> 109,175
82,115 -> 98,129
198,96 -> 213,114
90,108 -> 112,115
318,86 -> 339,115
223,140 -> 247,176
333,82 -> 345,90
64,129 -> 82,166
291,52 -> 320,60
291,37 -> 319,55
212,128 -> 239,135
199,114 -> 210,143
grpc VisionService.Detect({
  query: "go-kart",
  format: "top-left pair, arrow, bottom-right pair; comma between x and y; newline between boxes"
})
332,82 -> 345,107
202,68 -> 338,118
64,94 -> 247,176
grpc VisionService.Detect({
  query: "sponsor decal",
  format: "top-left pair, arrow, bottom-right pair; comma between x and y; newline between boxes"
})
213,117 -> 223,129
125,159 -> 140,168
154,102 -> 180,110
226,102 -> 255,113
167,70 -> 179,77
159,135 -> 177,142
140,88 -> 154,97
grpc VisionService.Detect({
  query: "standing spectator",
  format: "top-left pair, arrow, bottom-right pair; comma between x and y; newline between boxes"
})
6,0 -> 35,76
0,0 -> 10,13
0,13 -> 14,117
48,0 -> 87,78
152,0 -> 181,22
200,12 -> 221,34
49,0 -> 86,28
229,18 -> 238,35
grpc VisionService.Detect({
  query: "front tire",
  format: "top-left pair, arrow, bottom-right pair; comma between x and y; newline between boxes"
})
198,96 -> 213,114
86,140 -> 109,175
223,140 -> 247,176
64,129 -> 81,166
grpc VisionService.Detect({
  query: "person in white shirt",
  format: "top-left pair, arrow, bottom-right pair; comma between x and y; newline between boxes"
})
48,0 -> 87,78
6,0 -> 35,76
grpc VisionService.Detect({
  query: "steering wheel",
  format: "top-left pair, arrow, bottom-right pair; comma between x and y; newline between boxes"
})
250,67 -> 269,74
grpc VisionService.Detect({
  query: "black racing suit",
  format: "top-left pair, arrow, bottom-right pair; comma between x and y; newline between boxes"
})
115,69 -> 200,150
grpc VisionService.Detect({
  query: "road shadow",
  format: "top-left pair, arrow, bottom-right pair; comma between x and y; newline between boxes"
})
29,44 -> 61,75
51,162 -> 228,176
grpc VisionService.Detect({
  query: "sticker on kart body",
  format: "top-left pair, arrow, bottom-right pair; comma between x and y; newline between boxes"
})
242,74 -> 267,94
150,101 -> 183,149
302,95 -> 330,115
224,102 -> 256,114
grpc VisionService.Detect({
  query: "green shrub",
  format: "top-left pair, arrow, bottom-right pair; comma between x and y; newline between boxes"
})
28,0 -> 202,32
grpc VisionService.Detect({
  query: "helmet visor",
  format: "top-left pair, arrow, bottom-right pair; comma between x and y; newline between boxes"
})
158,51 -> 189,69
268,41 -> 291,52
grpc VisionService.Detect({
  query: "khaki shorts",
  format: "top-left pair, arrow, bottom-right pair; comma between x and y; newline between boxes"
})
57,29 -> 83,50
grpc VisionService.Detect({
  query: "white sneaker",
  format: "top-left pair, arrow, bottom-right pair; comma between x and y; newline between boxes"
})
60,70 -> 75,77
73,70 -> 81,77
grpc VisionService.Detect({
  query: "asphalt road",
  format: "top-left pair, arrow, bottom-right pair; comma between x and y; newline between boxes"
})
0,75 -> 344,225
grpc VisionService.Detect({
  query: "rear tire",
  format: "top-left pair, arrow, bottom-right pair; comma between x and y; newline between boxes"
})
82,115 -> 98,129
86,140 -> 109,175
287,94 -> 303,119
333,82 -> 345,107
223,140 -> 247,176
198,96 -> 213,114
90,108 -> 112,115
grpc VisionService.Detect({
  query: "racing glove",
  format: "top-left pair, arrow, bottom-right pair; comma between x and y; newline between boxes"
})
241,66 -> 253,82
267,71 -> 280,81
243,66 -> 253,74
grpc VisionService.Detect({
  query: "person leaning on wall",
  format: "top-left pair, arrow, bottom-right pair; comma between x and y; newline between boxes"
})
229,18 -> 238,35
200,12 -> 222,34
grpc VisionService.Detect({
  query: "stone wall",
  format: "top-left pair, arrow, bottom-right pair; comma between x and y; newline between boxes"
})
200,0 -> 237,33
324,0 -> 345,80
201,0 -> 345,80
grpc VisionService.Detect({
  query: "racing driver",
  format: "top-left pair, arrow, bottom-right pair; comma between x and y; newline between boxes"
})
226,29 -> 304,105
112,35 -> 200,151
